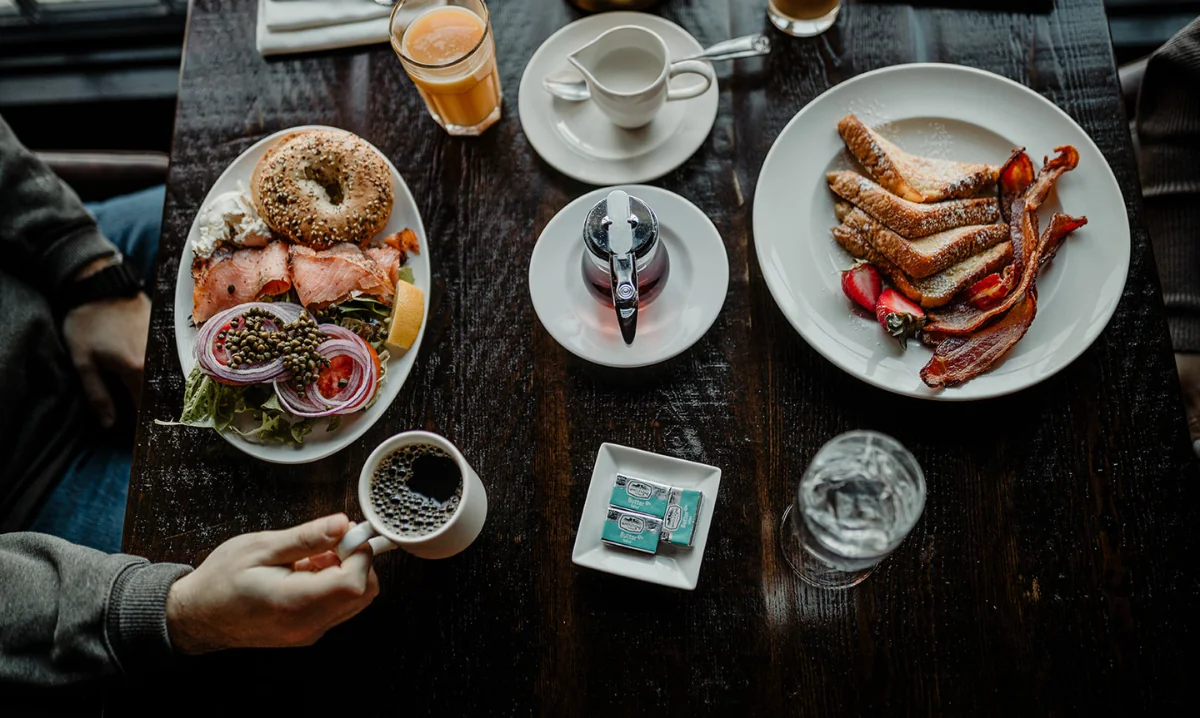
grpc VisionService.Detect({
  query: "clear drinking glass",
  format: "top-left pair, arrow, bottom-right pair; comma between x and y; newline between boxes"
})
767,0 -> 842,37
779,431 -> 926,589
390,0 -> 503,136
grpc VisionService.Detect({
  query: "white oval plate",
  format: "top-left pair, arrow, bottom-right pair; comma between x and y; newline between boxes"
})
173,125 -> 430,463
529,185 -> 728,368
753,63 -> 1130,401
518,12 -> 719,186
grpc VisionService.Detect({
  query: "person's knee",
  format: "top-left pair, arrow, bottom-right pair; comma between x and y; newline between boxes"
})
87,184 -> 166,281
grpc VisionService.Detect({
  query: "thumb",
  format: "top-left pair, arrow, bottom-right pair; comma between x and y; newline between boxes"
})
256,514 -> 350,565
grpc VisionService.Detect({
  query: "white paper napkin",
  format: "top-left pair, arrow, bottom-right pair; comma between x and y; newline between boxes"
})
264,0 -> 392,33
257,0 -> 421,57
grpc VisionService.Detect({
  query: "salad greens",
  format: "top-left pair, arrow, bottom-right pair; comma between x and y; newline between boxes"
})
157,367 -> 316,445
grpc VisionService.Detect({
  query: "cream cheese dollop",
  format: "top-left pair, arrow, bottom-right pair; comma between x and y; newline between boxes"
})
192,185 -> 273,259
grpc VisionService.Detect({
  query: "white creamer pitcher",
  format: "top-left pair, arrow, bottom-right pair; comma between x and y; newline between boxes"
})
568,25 -> 714,129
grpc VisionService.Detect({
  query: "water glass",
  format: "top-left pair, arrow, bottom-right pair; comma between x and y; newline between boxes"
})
779,431 -> 926,589
768,0 -> 842,37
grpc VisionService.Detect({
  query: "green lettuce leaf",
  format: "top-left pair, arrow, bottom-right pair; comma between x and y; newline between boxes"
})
157,367 -> 316,446
397,266 -> 414,285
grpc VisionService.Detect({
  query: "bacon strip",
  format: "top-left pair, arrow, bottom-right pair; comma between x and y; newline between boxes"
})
920,291 -> 1038,388
924,146 -> 1080,335
998,147 -> 1035,225
1026,146 -> 1080,213
1037,213 -> 1088,268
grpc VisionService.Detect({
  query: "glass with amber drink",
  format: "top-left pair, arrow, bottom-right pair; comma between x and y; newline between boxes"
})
390,0 -> 502,136
768,0 -> 841,37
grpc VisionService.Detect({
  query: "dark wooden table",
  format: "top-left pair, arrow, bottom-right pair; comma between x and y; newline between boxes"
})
116,0 -> 1194,714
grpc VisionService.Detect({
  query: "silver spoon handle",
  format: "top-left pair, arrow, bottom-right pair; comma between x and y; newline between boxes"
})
679,34 -> 771,63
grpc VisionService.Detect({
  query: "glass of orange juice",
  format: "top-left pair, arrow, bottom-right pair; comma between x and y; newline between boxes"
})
390,0 -> 503,136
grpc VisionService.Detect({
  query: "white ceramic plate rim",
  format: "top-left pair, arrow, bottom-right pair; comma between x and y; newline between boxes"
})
571,442 -> 721,591
172,125 -> 430,464
752,63 -> 1131,401
528,184 -> 729,368
517,11 -> 719,186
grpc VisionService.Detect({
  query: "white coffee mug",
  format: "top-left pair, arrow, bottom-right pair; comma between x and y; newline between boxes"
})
568,25 -> 715,129
337,431 -> 487,561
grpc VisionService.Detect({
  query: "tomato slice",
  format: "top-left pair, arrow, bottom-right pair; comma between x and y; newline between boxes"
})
211,316 -> 245,366
365,342 -> 381,376
317,355 -> 356,399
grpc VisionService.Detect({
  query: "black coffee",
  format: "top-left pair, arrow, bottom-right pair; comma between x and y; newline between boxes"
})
370,443 -> 463,537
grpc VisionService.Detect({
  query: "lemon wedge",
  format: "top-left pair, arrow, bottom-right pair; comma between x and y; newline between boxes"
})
386,280 -> 425,352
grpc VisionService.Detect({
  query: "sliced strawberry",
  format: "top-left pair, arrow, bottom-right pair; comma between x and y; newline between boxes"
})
875,289 -> 926,349
841,262 -> 882,312
965,273 -> 1008,310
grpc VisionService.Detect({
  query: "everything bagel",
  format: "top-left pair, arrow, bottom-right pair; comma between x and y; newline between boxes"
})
251,129 -> 393,248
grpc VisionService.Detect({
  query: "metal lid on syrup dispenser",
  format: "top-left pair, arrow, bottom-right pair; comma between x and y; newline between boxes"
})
582,192 -> 659,261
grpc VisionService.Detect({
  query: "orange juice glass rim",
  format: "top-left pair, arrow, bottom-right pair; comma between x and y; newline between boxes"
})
391,0 -> 494,71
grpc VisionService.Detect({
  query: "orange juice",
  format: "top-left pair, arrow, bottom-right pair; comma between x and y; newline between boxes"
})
771,0 -> 840,20
768,0 -> 840,36
392,2 -> 502,136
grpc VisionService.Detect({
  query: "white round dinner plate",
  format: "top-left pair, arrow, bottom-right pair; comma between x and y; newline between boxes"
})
518,12 -> 719,186
753,63 -> 1130,401
173,125 -> 430,463
529,185 -> 728,368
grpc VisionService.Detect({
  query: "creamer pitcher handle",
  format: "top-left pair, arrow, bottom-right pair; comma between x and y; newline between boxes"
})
666,59 -> 715,102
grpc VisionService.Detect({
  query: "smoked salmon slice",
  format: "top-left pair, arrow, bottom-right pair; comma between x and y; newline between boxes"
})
365,246 -> 403,284
192,241 -> 291,324
290,243 -> 395,309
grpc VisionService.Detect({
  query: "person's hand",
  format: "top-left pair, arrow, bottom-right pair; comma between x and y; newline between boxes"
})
1175,353 -> 1200,455
62,257 -> 151,428
165,514 -> 380,655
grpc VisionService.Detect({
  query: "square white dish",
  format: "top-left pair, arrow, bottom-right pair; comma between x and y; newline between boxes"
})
571,443 -> 721,590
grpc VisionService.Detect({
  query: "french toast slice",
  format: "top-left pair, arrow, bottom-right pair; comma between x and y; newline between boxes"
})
836,203 -> 1008,278
831,218 -> 1013,308
836,115 -> 1000,203
826,170 -> 1001,238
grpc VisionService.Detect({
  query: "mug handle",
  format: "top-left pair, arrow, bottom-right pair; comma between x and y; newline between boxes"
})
665,60 -> 715,102
336,522 -> 398,560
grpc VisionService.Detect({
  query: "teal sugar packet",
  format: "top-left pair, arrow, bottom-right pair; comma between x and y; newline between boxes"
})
661,488 -> 703,548
602,507 -> 662,554
610,474 -> 670,518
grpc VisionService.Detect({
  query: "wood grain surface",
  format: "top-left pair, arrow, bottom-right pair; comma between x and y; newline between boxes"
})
114,0 -> 1193,714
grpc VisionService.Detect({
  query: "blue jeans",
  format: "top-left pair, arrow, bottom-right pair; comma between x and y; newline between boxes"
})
28,185 -> 165,554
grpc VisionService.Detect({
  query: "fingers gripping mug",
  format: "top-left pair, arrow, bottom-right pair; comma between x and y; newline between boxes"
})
337,431 -> 487,560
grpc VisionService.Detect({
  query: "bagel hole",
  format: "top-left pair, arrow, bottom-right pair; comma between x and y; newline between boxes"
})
305,165 -> 345,206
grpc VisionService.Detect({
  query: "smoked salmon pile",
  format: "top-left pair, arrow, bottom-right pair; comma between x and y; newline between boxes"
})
192,227 -> 419,324
830,115 -> 1088,388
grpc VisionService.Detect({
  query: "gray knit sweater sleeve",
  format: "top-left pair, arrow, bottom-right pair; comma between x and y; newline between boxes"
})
1138,17 -> 1200,352
0,114 -> 117,294
0,533 -> 192,686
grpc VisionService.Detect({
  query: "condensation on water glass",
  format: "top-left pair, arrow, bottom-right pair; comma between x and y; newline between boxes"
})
799,432 -> 925,562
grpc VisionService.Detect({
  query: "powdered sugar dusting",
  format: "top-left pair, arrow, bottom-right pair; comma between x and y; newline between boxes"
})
844,99 -> 891,127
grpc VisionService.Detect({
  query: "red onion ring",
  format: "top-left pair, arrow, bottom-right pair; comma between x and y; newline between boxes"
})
194,302 -> 308,384
272,327 -> 378,418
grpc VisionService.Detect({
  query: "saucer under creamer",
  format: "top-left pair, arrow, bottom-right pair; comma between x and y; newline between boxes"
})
518,12 -> 719,185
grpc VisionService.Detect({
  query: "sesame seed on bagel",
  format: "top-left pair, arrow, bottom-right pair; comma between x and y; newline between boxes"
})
250,129 -> 393,249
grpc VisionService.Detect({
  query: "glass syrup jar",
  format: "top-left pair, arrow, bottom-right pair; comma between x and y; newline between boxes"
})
580,189 -> 670,345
